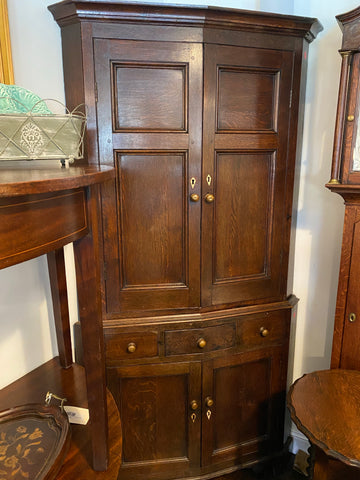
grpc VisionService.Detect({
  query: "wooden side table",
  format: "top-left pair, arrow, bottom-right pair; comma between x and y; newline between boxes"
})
288,369 -> 360,479
0,162 -> 114,471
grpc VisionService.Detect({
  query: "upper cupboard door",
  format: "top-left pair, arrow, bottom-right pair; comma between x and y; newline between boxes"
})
201,44 -> 294,307
94,39 -> 203,315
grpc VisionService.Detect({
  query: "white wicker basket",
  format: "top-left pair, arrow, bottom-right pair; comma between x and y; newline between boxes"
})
0,99 -> 86,166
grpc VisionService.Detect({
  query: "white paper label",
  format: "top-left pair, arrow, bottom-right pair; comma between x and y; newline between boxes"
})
64,406 -> 89,425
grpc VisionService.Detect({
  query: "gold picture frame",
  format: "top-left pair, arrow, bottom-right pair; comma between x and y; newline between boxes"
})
0,0 -> 13,84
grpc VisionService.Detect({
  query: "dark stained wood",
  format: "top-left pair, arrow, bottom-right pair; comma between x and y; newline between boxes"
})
329,51 -> 353,184
202,346 -> 289,468
48,1 -> 321,478
326,8 -> 360,371
73,184 -> 108,471
201,44 -> 293,307
287,369 -> 360,478
47,248 -> 73,368
0,164 -> 115,471
164,322 -> 236,356
105,329 -> 159,364
0,358 -> 122,480
337,6 -> 360,51
94,38 -> 202,314
107,361 -> 201,480
48,1 -> 322,42
0,163 -> 114,196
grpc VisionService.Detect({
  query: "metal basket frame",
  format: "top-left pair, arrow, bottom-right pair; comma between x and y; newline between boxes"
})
0,98 -> 86,166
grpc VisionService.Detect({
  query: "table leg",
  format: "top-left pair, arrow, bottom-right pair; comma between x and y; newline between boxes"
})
73,185 -> 108,471
47,248 -> 73,368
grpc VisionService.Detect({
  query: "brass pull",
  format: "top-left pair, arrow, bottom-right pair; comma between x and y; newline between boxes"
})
260,327 -> 269,337
349,313 -> 357,323
127,342 -> 137,353
348,115 -> 355,122
190,193 -> 200,202
190,400 -> 198,411
205,193 -> 215,203
205,396 -> 213,407
197,338 -> 207,349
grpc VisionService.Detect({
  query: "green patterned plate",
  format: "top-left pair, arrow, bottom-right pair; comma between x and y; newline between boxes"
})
0,84 -> 52,114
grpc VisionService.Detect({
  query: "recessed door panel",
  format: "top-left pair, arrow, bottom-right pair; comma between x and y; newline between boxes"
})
217,68 -> 279,132
114,63 -> 187,131
202,43 -> 293,307
119,152 -> 186,288
214,152 -> 274,282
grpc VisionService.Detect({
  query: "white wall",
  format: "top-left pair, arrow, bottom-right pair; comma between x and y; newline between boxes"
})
1,0 -> 358,451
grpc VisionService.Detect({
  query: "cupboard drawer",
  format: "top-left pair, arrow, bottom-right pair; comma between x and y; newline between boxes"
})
105,331 -> 158,363
165,323 -> 236,356
238,313 -> 289,348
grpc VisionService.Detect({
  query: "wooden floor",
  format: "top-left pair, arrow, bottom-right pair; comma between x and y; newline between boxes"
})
0,358 -> 306,480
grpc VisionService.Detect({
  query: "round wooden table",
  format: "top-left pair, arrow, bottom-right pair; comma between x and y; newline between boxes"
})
287,369 -> 360,479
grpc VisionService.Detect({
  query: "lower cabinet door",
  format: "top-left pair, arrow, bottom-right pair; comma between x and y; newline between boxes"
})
107,361 -> 202,480
201,346 -> 288,467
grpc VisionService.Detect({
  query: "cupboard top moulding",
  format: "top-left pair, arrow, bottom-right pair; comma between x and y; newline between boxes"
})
48,1 -> 321,40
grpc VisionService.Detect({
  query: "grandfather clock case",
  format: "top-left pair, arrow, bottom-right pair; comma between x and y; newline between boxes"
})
49,2 -> 320,479
328,7 -> 360,371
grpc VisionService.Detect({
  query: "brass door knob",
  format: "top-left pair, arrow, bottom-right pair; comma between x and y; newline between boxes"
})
205,396 -> 214,407
190,400 -> 198,410
190,193 -> 200,202
197,338 -> 207,349
127,342 -> 137,353
260,327 -> 269,337
205,193 -> 215,203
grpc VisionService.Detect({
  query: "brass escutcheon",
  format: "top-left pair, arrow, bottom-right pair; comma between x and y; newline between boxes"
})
349,313 -> 357,323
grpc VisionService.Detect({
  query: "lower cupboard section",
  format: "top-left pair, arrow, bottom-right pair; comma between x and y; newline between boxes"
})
106,343 -> 289,480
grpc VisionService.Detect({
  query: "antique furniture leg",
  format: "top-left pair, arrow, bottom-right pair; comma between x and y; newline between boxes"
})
47,248 -> 73,368
73,184 -> 108,471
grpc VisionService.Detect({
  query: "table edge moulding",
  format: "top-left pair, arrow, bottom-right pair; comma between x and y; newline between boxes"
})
47,2 -> 322,479
288,369 -> 360,479
0,161 -> 115,472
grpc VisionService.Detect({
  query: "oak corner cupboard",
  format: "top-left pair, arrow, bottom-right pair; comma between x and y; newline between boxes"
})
48,1 -> 321,478
327,6 -> 360,371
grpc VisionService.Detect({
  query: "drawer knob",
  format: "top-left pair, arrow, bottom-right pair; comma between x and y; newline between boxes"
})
197,338 -> 207,349
190,400 -> 198,411
205,193 -> 215,203
190,193 -> 200,202
205,396 -> 214,407
260,327 -> 269,337
349,312 -> 357,323
127,342 -> 137,353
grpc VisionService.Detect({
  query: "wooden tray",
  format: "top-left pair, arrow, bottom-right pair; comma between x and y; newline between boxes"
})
0,403 -> 71,480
